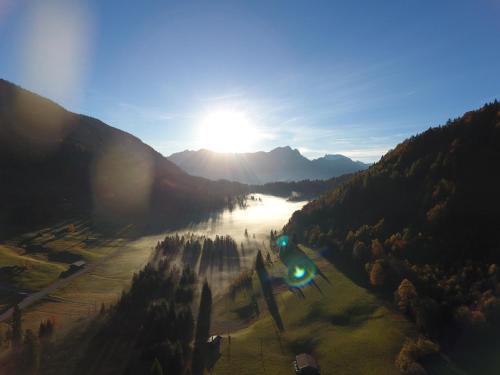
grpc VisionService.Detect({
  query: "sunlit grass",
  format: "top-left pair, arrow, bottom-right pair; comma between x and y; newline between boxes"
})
20,234 -> 153,333
212,245 -> 413,375
0,244 -> 65,290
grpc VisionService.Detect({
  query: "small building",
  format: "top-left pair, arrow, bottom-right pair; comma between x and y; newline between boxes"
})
60,260 -> 87,279
69,260 -> 86,271
206,335 -> 223,369
293,353 -> 320,375
207,335 -> 222,354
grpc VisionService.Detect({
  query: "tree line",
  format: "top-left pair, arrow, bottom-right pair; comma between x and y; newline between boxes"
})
154,233 -> 241,274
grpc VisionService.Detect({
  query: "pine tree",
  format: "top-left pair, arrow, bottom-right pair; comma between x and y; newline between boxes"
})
46,318 -> 54,339
255,250 -> 265,274
12,304 -> 22,347
23,329 -> 40,373
150,358 -> 163,375
38,321 -> 46,339
192,281 -> 212,375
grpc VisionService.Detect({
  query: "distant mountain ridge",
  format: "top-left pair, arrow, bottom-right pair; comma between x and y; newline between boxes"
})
168,147 -> 368,184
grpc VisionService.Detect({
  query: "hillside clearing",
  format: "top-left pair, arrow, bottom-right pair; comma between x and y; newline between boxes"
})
212,245 -> 413,375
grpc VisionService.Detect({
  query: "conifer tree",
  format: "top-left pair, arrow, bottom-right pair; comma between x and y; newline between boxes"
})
150,358 -> 163,375
192,281 -> 212,375
23,329 -> 40,373
12,304 -> 22,347
38,321 -> 46,339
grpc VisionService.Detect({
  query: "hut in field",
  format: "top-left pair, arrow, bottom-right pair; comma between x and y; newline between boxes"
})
207,335 -> 222,354
206,335 -> 223,369
70,260 -> 86,271
293,353 -> 320,375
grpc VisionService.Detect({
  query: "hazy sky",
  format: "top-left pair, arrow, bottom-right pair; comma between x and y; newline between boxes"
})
0,0 -> 499,162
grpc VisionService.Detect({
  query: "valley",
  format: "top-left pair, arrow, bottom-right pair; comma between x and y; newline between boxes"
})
0,8 -> 497,369
1,103 -> 500,374
0,194 -> 306,341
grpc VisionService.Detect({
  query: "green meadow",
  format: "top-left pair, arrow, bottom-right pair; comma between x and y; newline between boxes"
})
0,244 -> 65,292
0,221 -> 141,333
211,245 -> 414,375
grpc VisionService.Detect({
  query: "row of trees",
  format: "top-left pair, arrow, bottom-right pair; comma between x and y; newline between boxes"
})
154,233 -> 241,274
3,305 -> 56,374
253,173 -> 354,201
109,259 -> 197,373
90,252 -> 214,374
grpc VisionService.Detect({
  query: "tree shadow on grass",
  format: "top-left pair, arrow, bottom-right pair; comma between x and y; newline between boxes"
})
310,280 -> 323,295
318,247 -> 370,289
287,336 -> 319,355
232,303 -> 257,320
256,260 -> 285,332
329,302 -> 381,327
290,287 -> 306,299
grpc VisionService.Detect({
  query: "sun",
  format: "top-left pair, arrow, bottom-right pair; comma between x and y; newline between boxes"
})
198,110 -> 257,153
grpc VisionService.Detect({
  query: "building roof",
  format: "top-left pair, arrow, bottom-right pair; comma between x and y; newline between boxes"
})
295,353 -> 319,370
71,260 -> 86,267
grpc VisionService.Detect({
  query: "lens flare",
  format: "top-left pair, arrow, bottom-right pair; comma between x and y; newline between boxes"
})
293,266 -> 306,279
19,0 -> 93,103
91,138 -> 154,222
284,258 -> 317,288
276,235 -> 289,247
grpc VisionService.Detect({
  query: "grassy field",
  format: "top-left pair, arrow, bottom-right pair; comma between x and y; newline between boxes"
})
211,245 -> 414,375
13,231 -> 157,336
0,220 -> 155,335
0,220 -> 118,290
0,244 -> 65,291
2,234 -> 488,374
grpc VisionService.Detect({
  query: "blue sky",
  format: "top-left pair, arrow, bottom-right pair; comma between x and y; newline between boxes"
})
0,0 -> 499,162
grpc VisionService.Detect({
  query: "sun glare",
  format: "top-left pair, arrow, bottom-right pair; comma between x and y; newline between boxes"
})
199,110 -> 256,153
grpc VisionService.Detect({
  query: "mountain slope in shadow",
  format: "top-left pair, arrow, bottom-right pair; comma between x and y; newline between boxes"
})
0,79 -> 246,236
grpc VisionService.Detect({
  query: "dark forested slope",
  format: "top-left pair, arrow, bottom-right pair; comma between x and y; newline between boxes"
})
253,173 -> 355,201
285,102 -> 500,341
0,79 -> 246,236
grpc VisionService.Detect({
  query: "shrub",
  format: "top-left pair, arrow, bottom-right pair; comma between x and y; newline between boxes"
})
395,337 -> 439,375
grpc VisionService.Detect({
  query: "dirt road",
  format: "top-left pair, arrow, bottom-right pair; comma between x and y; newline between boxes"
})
0,265 -> 92,323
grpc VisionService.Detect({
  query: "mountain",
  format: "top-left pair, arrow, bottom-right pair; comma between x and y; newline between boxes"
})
312,153 -> 368,175
168,147 -> 368,184
0,79 -> 246,236
284,102 -> 500,352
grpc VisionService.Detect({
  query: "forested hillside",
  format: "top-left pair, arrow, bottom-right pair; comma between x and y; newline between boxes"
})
285,102 -> 500,347
0,79 -> 247,236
